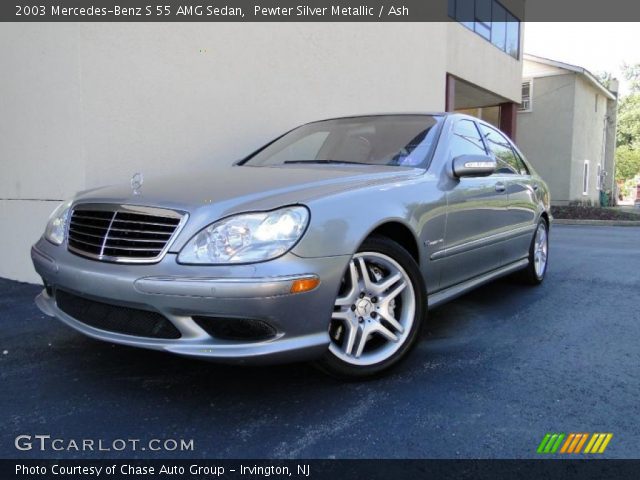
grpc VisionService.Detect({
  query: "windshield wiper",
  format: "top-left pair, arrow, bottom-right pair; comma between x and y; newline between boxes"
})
283,160 -> 367,165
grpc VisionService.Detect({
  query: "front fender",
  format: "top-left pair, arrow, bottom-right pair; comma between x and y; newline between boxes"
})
291,176 -> 447,260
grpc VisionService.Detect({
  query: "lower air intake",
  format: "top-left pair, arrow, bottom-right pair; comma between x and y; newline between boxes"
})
192,316 -> 277,341
56,290 -> 181,339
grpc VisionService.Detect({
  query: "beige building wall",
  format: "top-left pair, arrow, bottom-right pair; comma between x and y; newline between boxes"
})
1,22 -> 523,283
446,22 -> 523,104
603,95 -> 618,195
518,57 -> 616,206
522,60 -> 566,79
517,74 -> 576,204
569,75 -> 610,203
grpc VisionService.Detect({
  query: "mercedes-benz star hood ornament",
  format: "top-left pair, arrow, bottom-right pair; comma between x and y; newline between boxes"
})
130,172 -> 143,195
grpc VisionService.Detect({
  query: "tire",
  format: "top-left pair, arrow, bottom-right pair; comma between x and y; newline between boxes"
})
315,235 -> 426,379
518,218 -> 549,285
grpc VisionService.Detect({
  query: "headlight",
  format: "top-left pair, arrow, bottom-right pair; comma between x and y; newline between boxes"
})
44,200 -> 72,245
178,206 -> 309,264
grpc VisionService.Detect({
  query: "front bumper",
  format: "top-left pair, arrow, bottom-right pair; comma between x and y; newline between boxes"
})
31,238 -> 351,364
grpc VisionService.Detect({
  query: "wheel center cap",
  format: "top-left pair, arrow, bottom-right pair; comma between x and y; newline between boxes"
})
356,298 -> 373,316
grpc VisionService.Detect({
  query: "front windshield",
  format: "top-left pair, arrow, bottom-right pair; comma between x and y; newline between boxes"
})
242,115 -> 442,168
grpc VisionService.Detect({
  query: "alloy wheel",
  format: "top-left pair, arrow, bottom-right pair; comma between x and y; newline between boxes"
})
533,223 -> 548,278
329,251 -> 416,366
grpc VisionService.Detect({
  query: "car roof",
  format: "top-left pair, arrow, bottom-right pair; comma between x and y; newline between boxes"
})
310,112 -> 449,122
304,112 -> 505,127
294,112 -> 511,138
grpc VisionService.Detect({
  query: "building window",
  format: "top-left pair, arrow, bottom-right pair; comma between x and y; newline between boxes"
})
505,14 -> 520,58
519,80 -> 532,112
474,0 -> 491,40
583,160 -> 590,195
596,164 -> 602,191
448,0 -> 520,59
491,2 -> 506,50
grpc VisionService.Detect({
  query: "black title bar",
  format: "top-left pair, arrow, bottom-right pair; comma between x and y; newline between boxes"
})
3,0 -> 640,22
4,459 -> 640,480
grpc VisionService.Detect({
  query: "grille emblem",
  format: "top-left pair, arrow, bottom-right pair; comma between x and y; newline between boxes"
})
130,172 -> 144,195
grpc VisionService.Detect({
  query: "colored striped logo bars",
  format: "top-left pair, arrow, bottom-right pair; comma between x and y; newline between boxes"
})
537,433 -> 613,454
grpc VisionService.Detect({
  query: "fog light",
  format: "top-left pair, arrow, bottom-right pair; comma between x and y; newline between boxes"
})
290,276 -> 320,294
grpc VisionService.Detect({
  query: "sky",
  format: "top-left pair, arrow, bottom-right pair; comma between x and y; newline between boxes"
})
524,23 -> 640,96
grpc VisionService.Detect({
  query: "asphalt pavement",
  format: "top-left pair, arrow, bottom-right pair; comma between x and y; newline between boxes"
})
2,225 -> 639,459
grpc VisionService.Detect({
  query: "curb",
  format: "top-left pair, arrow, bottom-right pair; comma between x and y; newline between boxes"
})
553,219 -> 640,227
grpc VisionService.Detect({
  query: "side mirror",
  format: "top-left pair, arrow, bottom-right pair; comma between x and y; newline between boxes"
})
452,154 -> 496,178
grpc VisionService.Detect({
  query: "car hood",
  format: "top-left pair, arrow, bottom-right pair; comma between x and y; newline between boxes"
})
74,164 -> 421,214
73,164 -> 422,250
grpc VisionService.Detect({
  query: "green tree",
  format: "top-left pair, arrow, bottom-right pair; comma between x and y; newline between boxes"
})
615,63 -> 640,182
622,62 -> 640,93
616,94 -> 640,148
596,71 -> 614,90
615,146 -> 640,182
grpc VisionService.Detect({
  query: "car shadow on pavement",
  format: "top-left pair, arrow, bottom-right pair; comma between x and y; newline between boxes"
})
423,275 -> 532,339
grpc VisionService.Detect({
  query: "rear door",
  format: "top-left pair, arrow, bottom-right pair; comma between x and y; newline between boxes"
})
477,124 -> 538,266
440,119 -> 510,289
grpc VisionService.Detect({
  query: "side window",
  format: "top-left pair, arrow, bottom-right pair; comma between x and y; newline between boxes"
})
479,125 -> 524,175
450,120 -> 487,158
512,149 -> 530,175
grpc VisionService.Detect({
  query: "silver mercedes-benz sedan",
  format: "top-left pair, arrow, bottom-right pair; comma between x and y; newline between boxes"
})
31,113 -> 550,377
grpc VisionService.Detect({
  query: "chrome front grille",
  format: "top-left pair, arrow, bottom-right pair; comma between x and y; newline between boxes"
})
67,204 -> 186,263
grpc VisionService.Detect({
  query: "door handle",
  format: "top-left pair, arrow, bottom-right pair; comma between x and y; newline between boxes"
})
533,183 -> 539,191
495,182 -> 506,193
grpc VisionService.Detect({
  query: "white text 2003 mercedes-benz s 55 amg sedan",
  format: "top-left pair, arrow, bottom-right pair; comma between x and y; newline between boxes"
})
32,114 -> 550,378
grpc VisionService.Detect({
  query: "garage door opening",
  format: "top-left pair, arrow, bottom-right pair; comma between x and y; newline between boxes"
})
445,74 -> 518,140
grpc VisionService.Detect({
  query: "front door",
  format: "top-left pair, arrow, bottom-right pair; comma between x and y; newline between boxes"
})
478,124 -> 538,265
439,119 -> 510,289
